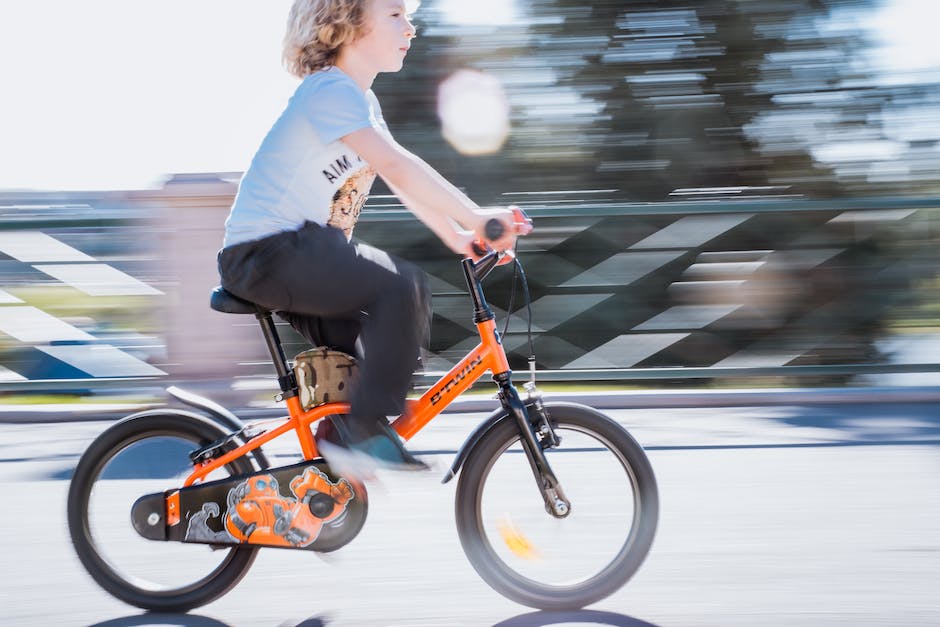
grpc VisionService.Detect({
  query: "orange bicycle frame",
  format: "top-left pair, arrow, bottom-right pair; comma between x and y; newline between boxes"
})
173,245 -> 572,528
182,316 -> 509,487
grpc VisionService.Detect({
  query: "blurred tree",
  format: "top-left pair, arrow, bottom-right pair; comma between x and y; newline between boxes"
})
526,0 -> 863,199
376,0 -> 902,201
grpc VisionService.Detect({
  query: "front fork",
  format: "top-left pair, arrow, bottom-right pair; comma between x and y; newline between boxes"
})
494,373 -> 571,519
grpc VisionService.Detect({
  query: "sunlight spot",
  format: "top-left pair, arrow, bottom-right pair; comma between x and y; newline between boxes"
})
439,0 -> 518,26
437,70 -> 510,156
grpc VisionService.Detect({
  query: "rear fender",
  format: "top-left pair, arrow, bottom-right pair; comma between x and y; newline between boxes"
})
166,385 -> 270,469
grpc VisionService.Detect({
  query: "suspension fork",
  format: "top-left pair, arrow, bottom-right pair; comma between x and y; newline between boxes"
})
494,373 -> 571,518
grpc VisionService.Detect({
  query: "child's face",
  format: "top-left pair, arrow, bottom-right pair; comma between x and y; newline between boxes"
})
351,0 -> 416,74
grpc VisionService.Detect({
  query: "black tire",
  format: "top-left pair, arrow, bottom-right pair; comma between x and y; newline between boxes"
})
455,402 -> 658,610
67,411 -> 260,612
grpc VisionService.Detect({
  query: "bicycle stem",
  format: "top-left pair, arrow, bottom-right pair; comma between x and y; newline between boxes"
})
461,255 -> 499,322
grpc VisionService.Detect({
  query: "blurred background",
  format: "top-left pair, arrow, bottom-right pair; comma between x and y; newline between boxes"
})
1,0 -> 939,403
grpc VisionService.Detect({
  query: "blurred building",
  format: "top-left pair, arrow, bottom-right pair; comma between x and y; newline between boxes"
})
0,176 -> 257,389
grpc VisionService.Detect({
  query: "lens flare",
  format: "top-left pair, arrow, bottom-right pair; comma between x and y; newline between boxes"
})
437,69 -> 510,156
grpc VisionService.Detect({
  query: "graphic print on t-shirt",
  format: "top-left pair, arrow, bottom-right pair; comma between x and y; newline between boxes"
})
324,156 -> 376,238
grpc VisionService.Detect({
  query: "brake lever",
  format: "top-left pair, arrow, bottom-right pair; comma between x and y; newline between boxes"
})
470,240 -> 490,259
469,240 -> 515,266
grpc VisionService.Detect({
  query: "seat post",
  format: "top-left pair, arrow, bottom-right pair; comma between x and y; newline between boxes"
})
255,312 -> 297,398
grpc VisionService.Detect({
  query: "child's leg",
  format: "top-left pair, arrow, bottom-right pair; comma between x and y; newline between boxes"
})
219,222 -> 431,432
278,311 -> 361,357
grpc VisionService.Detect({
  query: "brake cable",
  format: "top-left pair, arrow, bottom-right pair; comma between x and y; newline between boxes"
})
501,253 -> 536,385
500,253 -> 558,449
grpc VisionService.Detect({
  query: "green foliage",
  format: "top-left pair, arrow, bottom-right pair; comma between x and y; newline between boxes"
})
378,0 -> 936,202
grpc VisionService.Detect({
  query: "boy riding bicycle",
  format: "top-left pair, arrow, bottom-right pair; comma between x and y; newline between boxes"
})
218,0 -> 518,477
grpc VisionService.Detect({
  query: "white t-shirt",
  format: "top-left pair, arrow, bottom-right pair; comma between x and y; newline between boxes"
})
223,67 -> 389,247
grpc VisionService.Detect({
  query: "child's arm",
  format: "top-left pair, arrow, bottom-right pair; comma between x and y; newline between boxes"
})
384,180 -> 477,255
341,127 -> 517,252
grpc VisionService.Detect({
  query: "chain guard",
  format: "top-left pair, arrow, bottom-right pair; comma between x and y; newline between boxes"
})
131,459 -> 367,552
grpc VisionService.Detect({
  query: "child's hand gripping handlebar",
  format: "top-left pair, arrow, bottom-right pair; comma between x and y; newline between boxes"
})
470,206 -> 533,264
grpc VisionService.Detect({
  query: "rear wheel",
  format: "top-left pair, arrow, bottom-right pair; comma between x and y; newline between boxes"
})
67,411 -> 260,612
455,402 -> 658,610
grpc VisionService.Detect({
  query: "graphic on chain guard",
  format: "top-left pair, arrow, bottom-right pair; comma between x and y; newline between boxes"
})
133,460 -> 367,551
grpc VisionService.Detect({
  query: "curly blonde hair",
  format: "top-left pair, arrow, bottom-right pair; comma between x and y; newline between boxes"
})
282,0 -> 369,78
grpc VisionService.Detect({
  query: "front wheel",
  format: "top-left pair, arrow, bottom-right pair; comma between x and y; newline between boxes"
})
455,402 -> 658,610
67,411 -> 260,612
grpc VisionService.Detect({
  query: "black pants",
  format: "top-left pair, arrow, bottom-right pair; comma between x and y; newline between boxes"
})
218,222 -> 431,427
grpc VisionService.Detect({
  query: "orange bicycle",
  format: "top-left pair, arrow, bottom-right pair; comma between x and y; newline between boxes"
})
66,212 -> 659,612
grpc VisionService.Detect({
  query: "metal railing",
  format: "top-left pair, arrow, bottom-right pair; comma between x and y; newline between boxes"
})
2,188 -> 939,393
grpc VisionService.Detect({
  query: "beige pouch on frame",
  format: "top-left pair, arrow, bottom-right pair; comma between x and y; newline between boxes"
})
293,347 -> 359,409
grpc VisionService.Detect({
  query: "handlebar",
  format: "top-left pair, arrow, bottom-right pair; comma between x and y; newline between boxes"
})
484,218 -> 505,241
470,206 -> 533,264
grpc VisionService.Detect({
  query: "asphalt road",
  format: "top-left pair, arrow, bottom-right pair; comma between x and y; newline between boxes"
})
1,400 -> 939,626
